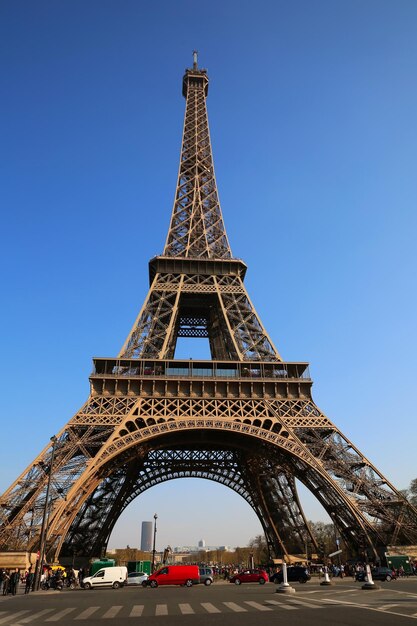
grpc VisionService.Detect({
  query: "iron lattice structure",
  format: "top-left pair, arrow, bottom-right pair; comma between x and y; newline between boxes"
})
1,56 -> 417,563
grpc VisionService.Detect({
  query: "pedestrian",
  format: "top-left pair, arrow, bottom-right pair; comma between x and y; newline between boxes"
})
2,570 -> 10,595
25,568 -> 34,594
10,568 -> 20,596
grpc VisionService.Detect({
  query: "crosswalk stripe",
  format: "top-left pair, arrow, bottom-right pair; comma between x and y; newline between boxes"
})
243,601 -> 272,611
9,609 -> 54,625
223,602 -> 247,613
102,606 -> 122,619
201,602 -> 221,613
287,598 -> 321,609
265,600 -> 297,610
0,612 -> 30,625
74,607 -> 100,620
155,605 -> 168,616
377,604 -> 399,611
129,606 -> 144,617
179,604 -> 194,615
46,608 -> 76,622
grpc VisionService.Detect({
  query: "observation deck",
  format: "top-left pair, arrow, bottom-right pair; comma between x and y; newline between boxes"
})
90,358 -> 312,400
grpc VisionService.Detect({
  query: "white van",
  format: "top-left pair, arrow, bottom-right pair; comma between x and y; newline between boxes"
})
83,566 -> 128,589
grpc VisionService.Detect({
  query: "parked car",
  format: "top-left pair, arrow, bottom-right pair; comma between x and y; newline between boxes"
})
127,571 -> 148,585
142,565 -> 200,588
199,567 -> 214,586
82,566 -> 128,589
229,569 -> 269,585
270,566 -> 311,584
355,567 -> 396,582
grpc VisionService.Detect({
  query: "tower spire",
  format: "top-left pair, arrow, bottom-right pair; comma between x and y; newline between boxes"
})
164,57 -> 232,258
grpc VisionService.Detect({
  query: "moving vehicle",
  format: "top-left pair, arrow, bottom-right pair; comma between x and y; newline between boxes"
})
127,571 -> 148,585
142,565 -> 200,588
270,566 -> 311,584
355,567 -> 396,582
199,567 -> 214,586
229,569 -> 269,585
82,566 -> 128,589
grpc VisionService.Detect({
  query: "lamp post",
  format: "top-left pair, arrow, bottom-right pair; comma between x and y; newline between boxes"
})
151,513 -> 158,573
33,435 -> 58,591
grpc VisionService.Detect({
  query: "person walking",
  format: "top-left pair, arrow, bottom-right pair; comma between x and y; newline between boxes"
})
25,568 -> 34,594
2,570 -> 10,595
10,569 -> 20,596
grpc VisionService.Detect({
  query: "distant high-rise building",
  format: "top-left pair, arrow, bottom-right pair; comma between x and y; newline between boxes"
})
141,521 -> 153,552
198,539 -> 206,548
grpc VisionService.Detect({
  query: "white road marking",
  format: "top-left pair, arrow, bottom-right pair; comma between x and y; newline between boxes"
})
155,604 -> 168,616
287,598 -> 322,609
223,602 -> 247,612
9,609 -> 54,626
322,597 -> 417,621
201,602 -> 221,613
129,605 -> 144,617
46,608 -> 77,622
74,607 -> 100,620
243,601 -> 272,611
0,612 -> 30,625
264,600 -> 297,610
179,604 -> 194,614
102,606 -> 122,619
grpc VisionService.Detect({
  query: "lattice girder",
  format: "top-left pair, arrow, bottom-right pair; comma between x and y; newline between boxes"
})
60,447 -> 318,559
120,271 -> 280,361
61,448 -> 258,557
294,426 -> 417,545
0,422 -> 114,550
3,370 -> 416,559
17,394 -> 403,560
164,68 -> 231,259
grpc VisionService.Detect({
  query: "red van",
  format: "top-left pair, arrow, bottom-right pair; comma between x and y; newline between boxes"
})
143,565 -> 200,588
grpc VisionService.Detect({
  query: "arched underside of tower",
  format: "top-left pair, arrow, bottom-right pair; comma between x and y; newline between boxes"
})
2,396 -> 417,563
3,416 -> 414,563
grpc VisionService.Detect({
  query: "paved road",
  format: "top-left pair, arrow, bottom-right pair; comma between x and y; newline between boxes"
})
1,578 -> 417,625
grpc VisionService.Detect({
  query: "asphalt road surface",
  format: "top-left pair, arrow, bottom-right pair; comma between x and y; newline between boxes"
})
1,577 -> 417,625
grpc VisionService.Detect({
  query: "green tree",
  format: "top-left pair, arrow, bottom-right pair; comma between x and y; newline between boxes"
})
248,534 -> 268,565
308,521 -> 335,557
409,479 -> 417,506
402,478 -> 417,507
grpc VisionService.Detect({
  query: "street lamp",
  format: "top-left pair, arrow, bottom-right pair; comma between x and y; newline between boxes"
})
33,435 -> 58,591
151,513 -> 158,573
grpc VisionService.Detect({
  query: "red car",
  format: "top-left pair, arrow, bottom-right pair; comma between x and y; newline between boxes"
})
229,569 -> 269,585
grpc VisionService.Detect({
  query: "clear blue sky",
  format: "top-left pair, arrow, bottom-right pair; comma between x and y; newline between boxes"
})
1,0 -> 417,551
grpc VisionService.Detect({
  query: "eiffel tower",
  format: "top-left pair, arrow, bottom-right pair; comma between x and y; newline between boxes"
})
1,53 -> 417,565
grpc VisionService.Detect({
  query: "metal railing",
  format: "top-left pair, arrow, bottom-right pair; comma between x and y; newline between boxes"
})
91,359 -> 311,381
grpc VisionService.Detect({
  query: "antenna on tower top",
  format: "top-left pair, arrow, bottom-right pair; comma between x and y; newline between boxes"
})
193,50 -> 198,69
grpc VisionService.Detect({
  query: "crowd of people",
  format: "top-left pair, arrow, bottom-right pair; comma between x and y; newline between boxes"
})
1,567 -> 34,595
0,566 -> 79,595
323,561 -> 417,578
